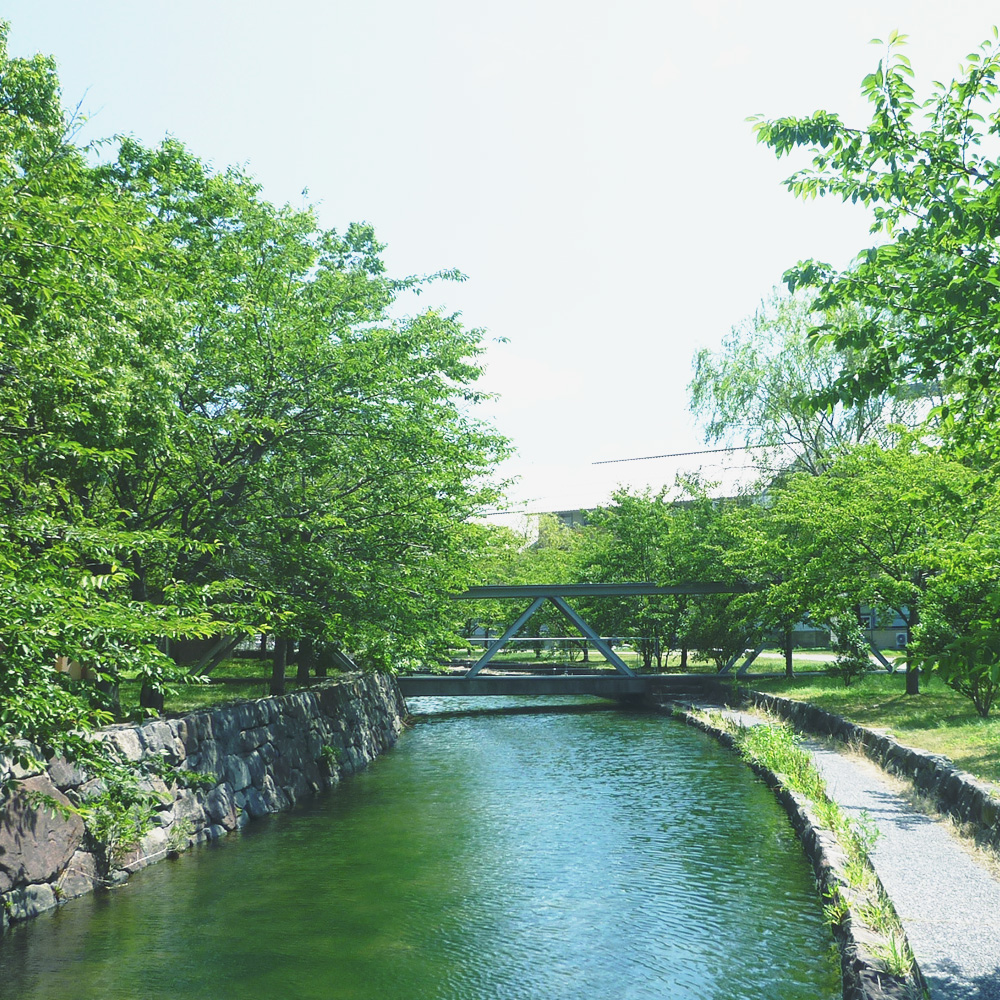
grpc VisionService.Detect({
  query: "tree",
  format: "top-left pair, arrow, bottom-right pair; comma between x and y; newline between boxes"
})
90,139 -> 509,674
0,23 -> 222,771
906,512 -> 1000,717
583,489 -> 686,669
749,445 -> 990,695
584,484 -> 761,671
913,568 -> 1000,716
0,22 -> 509,784
689,291 -> 930,476
463,515 -> 590,662
752,30 -> 1000,452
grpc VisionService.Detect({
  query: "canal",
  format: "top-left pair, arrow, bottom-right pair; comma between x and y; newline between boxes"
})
0,699 -> 841,999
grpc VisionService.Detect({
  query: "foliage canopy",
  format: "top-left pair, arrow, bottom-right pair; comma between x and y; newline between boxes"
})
0,22 -> 508,777
752,29 -> 1000,451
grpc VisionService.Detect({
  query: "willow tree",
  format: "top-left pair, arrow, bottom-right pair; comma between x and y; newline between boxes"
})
689,292 -> 932,476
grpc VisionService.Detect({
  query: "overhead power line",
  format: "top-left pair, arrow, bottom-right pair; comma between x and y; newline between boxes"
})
592,444 -> 775,465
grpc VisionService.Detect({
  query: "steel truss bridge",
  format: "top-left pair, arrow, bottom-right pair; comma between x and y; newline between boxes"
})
396,582 -> 757,699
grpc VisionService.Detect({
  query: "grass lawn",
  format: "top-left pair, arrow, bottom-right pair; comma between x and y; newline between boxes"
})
749,671 -> 1000,788
119,658 -> 341,717
458,646 -> 837,673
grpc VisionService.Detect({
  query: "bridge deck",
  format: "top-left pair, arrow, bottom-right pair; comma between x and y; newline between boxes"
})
396,673 -> 716,698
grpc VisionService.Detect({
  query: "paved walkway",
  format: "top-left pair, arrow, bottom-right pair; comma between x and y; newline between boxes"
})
719,707 -> 1000,999
807,741 -> 1000,1000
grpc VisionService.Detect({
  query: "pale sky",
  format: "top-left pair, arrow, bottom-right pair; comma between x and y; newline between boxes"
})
5,2 -> 1000,511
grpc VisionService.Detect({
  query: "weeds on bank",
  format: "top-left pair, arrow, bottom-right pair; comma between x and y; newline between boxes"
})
875,932 -> 918,979
706,713 -> 917,979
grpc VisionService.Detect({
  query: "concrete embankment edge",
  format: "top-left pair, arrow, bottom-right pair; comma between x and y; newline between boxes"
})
652,697 -> 926,1000
0,672 -> 406,933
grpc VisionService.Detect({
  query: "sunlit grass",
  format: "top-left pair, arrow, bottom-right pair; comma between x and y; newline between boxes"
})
119,658 -> 341,717
457,644 -> 835,674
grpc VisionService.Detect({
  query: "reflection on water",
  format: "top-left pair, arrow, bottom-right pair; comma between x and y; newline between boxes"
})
0,698 -> 840,1000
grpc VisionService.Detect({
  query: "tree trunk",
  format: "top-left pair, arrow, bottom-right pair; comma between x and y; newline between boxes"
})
139,683 -> 164,714
680,646 -> 688,670
784,626 -> 794,678
315,642 -> 331,677
905,605 -> 920,695
270,636 -> 288,696
96,680 -> 121,720
296,636 -> 314,683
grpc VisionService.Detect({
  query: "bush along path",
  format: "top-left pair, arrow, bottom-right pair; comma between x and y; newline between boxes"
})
674,695 -> 1000,1000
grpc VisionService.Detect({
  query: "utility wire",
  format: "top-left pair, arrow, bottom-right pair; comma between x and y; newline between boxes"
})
592,444 -> 775,465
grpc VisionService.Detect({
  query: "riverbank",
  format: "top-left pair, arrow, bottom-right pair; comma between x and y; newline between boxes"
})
660,688 -> 1000,1000
0,672 -> 405,933
748,673 -> 1000,787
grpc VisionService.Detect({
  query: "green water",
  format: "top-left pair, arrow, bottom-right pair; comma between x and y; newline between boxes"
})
0,700 -> 841,1000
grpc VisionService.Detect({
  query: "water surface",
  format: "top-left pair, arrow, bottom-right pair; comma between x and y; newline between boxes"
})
0,699 -> 840,1000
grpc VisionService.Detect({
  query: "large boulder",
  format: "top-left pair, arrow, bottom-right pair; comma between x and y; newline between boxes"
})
0,775 -> 85,893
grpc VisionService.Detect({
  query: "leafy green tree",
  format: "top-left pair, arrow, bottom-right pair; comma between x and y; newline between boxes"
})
828,616 -> 875,688
910,524 -> 1000,716
464,515 -> 589,662
913,572 -> 1000,716
747,445 -> 989,694
0,22 -> 508,780
752,30 -> 1000,452
583,488 -> 692,669
584,484 -> 761,671
0,24 -> 220,764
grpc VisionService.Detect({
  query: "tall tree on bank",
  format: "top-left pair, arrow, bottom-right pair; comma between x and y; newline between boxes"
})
95,137 -> 510,672
0,24 -> 224,771
0,24 -> 508,771
751,30 -> 1000,454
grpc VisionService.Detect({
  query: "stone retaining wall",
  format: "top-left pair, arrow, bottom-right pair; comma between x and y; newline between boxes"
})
0,672 -> 406,933
744,690 -> 1000,851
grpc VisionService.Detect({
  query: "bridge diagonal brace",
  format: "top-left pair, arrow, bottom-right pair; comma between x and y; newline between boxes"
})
869,640 -> 894,671
466,598 -> 547,677
736,642 -> 767,676
548,597 -> 635,677
718,642 -> 767,676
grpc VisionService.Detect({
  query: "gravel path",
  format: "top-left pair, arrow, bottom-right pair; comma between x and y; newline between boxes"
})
806,742 -> 1000,1000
